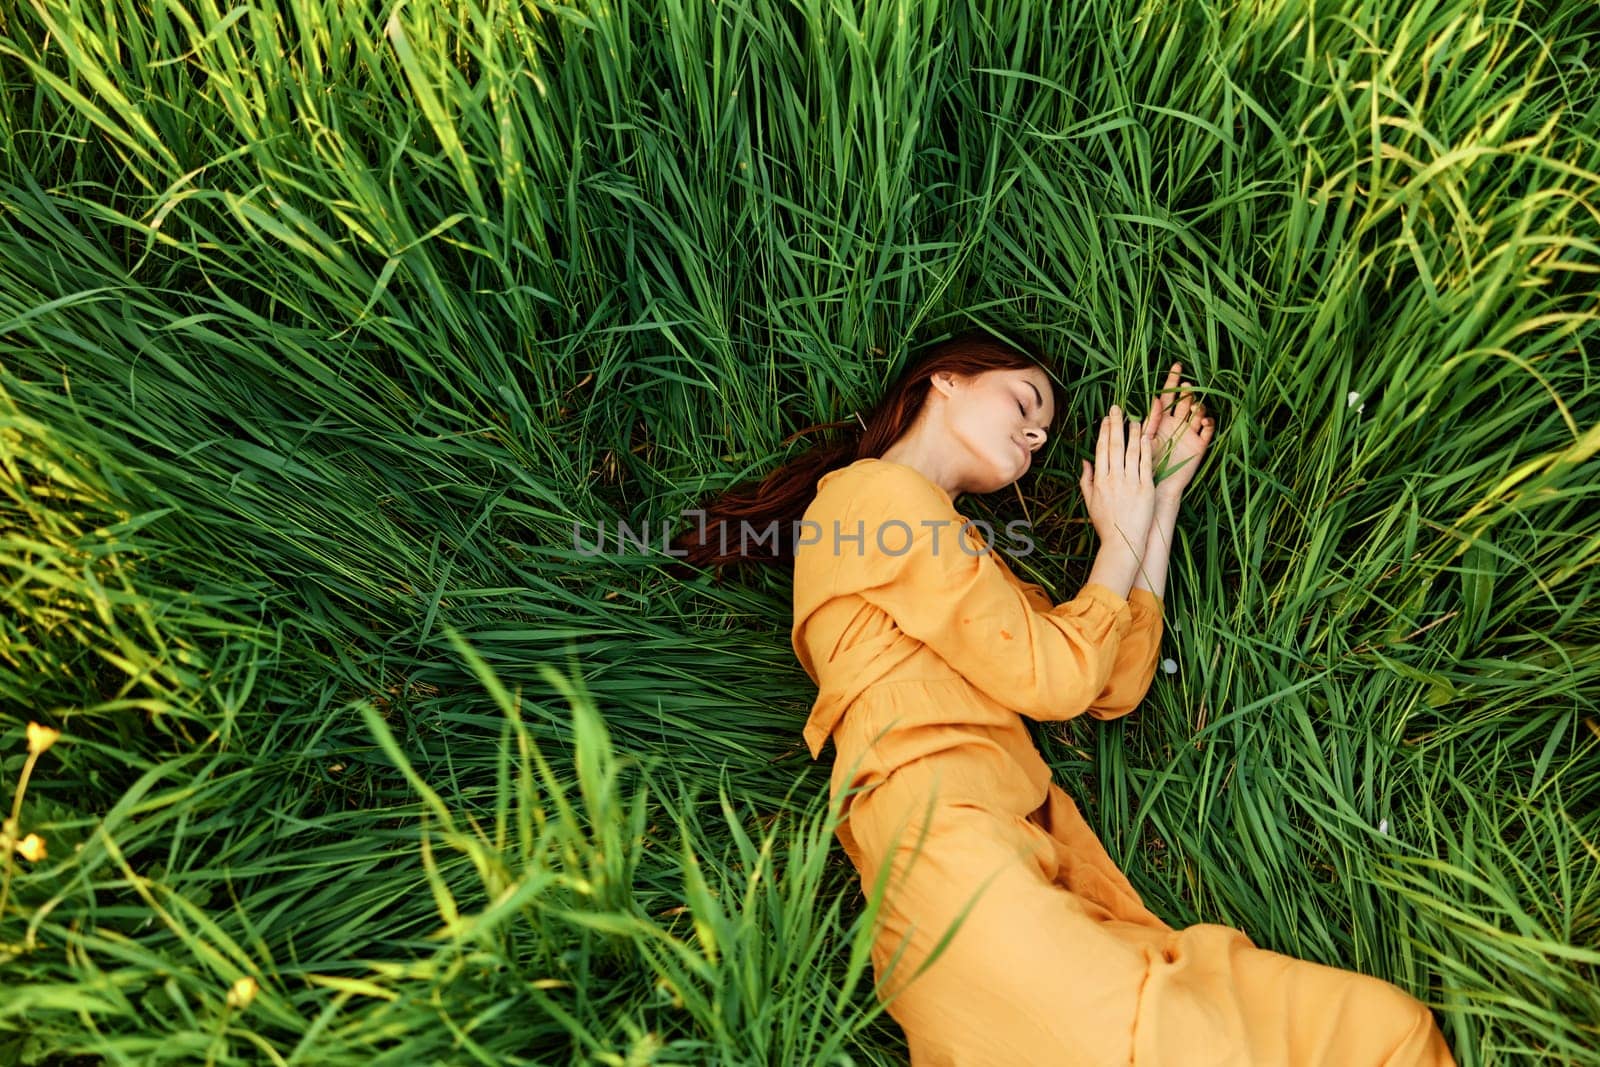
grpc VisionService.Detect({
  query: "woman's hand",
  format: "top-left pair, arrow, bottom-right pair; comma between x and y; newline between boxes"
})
1079,405 -> 1156,557
1147,363 -> 1215,501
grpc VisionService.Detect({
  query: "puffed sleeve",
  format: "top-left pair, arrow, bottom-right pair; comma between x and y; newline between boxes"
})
991,547 -> 1166,720
806,461 -> 1135,722
1082,586 -> 1163,719
988,549 -> 1056,613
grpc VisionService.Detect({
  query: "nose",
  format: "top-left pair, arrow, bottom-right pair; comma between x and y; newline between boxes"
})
1023,427 -> 1046,449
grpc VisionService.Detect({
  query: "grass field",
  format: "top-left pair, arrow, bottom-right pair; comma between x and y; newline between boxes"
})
2,0 -> 1598,1062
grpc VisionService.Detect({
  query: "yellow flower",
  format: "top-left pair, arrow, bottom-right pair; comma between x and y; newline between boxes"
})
26,723 -> 60,756
16,833 -> 46,862
226,976 -> 258,1010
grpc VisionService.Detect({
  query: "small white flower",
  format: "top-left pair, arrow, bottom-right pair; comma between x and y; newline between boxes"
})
1377,819 -> 1389,836
1160,657 -> 1178,674
1346,391 -> 1365,415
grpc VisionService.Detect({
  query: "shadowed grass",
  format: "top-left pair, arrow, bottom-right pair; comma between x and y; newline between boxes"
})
2,0 -> 1598,1062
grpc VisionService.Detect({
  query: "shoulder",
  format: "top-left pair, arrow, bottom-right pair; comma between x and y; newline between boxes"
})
812,459 -> 953,516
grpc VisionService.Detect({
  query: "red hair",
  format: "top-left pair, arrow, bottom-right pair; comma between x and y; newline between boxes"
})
672,330 -> 1060,571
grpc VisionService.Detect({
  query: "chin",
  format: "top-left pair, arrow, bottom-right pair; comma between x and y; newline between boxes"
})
963,446 -> 1027,494
982,464 -> 1025,494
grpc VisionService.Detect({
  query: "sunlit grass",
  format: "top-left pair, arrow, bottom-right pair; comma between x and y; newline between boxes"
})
2,0 -> 1597,1062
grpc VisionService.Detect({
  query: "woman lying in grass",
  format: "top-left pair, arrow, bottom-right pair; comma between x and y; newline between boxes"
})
679,331 -> 1455,1066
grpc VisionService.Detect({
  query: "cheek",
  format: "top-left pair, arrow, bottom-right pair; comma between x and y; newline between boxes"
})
967,402 -> 1009,441
951,396 -> 1015,457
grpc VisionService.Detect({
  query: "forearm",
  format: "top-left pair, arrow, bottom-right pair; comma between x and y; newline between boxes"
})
1132,494 -> 1181,601
1086,536 -> 1142,598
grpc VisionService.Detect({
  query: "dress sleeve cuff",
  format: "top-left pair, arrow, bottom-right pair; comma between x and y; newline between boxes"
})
1127,586 -> 1164,617
1073,582 -> 1134,637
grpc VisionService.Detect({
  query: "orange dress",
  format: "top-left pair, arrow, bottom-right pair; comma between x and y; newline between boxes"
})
792,458 -> 1456,1067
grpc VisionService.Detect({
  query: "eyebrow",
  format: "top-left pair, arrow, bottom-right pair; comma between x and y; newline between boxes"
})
1027,381 -> 1044,414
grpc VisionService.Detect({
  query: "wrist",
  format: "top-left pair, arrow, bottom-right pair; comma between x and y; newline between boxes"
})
1154,487 -> 1183,511
1087,541 -> 1141,597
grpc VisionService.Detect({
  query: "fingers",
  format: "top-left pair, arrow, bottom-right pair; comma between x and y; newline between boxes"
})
1139,417 -> 1153,484
1148,368 -> 1173,425
1172,393 -> 1193,428
1171,386 -> 1209,432
1095,394 -> 1210,488
1157,364 -> 1182,416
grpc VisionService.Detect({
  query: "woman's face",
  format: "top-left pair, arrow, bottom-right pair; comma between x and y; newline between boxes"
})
928,365 -> 1055,493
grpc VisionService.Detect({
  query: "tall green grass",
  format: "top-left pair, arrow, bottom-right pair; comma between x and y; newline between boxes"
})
2,0 -> 1597,1061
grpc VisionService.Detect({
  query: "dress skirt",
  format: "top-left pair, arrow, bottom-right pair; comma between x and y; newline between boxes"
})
847,771 -> 1457,1067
